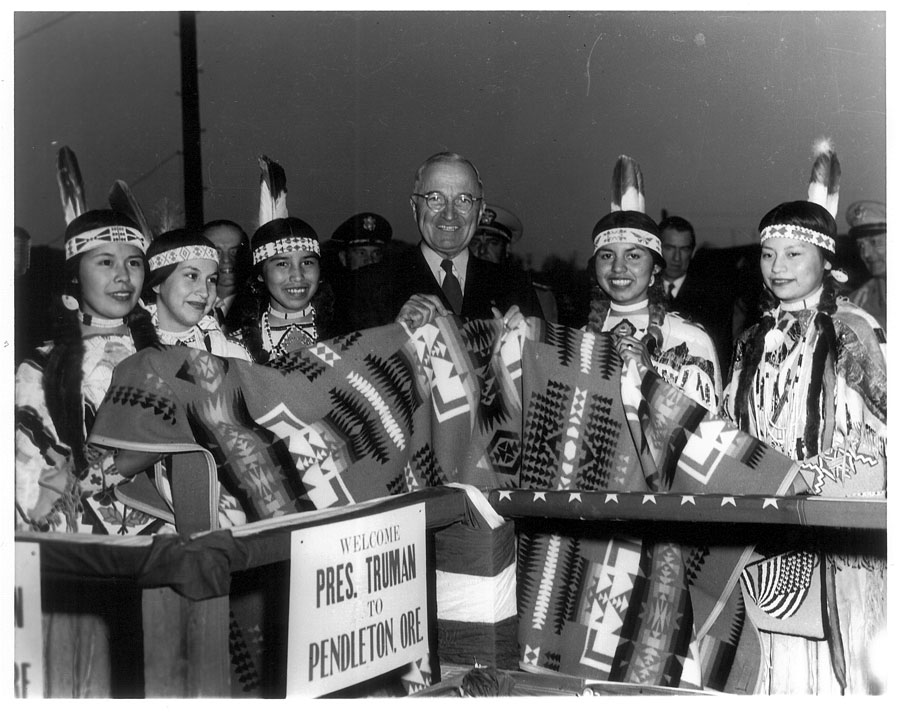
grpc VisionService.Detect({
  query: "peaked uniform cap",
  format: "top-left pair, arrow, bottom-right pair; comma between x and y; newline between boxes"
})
331,212 -> 393,246
846,200 -> 886,239
476,204 -> 523,244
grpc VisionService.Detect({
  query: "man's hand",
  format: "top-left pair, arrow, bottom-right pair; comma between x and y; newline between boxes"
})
395,293 -> 450,330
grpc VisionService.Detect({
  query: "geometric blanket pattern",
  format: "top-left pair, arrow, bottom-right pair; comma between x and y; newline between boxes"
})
89,316 -> 800,690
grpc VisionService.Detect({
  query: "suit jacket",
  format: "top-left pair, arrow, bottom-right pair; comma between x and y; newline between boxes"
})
668,269 -> 734,370
339,243 -> 544,331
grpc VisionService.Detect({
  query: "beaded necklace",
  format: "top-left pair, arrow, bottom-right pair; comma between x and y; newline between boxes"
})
262,305 -> 318,358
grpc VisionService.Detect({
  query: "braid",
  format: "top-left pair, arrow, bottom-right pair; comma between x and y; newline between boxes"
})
733,314 -> 776,432
43,300 -> 89,474
585,283 -> 611,335
312,281 -> 335,340
644,280 -> 667,358
235,277 -> 268,363
127,304 -> 160,351
803,307 -> 839,457
818,276 -> 838,315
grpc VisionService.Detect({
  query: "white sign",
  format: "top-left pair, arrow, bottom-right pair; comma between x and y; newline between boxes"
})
286,503 -> 428,697
15,542 -> 44,698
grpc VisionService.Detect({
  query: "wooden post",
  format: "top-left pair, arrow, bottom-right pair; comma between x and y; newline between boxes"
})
179,11 -> 204,229
142,587 -> 230,697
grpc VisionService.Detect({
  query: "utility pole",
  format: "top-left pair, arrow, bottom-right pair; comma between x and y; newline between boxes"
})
179,11 -> 203,228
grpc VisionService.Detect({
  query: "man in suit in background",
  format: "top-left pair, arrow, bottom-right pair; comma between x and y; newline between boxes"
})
343,151 -> 543,331
659,215 -> 733,369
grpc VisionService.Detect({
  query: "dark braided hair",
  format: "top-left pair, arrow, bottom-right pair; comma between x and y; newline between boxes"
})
732,201 -> 841,458
43,210 -> 154,474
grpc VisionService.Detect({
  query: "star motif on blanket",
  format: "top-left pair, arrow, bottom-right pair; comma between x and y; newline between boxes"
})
762,498 -> 779,509
604,493 -> 619,503
498,490 -> 512,501
642,494 -> 657,504
721,496 -> 736,507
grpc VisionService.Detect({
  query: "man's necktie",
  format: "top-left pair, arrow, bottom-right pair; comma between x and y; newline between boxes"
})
441,258 -> 463,313
667,282 -> 676,300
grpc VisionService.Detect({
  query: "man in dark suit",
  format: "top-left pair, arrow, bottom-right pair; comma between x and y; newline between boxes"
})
341,152 -> 542,331
659,215 -> 734,368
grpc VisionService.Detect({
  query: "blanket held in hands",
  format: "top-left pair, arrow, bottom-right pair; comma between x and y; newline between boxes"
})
90,317 -> 799,690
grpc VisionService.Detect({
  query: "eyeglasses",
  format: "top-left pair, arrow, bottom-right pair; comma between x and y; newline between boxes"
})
412,191 -> 483,215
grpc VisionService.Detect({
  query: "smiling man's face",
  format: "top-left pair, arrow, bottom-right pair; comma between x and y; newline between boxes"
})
411,159 -> 483,259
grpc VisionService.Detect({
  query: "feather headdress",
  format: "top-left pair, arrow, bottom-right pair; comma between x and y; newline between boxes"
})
807,137 -> 841,219
759,138 -> 846,281
251,155 -> 319,265
258,155 -> 288,228
610,155 -> 645,213
592,154 -> 661,259
108,179 -> 155,244
57,146 -> 87,226
58,146 -> 149,261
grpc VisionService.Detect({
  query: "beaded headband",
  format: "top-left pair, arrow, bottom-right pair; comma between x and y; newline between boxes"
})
253,235 -> 320,265
593,227 -> 662,257
65,225 -> 149,261
759,224 -> 835,254
149,244 -> 220,271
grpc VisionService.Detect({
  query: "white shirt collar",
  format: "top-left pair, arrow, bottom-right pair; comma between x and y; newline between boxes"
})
420,241 -> 469,289
664,274 -> 687,295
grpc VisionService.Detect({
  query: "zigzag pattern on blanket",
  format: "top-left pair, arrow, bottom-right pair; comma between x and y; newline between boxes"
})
89,316 -> 800,689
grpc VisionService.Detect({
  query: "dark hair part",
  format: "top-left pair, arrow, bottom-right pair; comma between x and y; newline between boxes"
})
658,215 -> 696,250
143,228 -> 218,300
732,201 -> 841,457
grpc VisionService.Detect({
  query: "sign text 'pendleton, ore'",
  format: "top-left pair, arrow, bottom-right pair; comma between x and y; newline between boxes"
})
286,503 -> 428,697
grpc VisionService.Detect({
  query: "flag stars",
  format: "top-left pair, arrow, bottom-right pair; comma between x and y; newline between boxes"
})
680,495 -> 696,506
533,492 -> 547,502
568,492 -> 582,503
642,495 -> 657,504
762,498 -> 780,509
721,497 -> 736,507
604,493 -> 619,503
498,490 -> 512,501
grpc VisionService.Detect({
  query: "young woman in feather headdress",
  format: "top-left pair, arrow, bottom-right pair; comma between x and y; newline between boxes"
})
15,150 -> 165,537
143,228 -> 251,361
14,149 -> 169,697
722,140 -> 886,694
585,155 -> 722,411
231,157 -> 336,364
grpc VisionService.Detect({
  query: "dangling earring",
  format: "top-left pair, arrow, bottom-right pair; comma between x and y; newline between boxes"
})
649,274 -> 656,287
62,293 -> 79,311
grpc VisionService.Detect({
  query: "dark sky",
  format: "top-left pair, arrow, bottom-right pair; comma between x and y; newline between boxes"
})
13,10 -> 886,270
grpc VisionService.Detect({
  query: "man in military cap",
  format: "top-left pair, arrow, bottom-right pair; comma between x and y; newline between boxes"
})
471,203 -> 558,323
846,200 -> 887,331
331,212 -> 392,271
343,152 -> 543,331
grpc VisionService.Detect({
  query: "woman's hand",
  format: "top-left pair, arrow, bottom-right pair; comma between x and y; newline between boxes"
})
614,334 -> 653,368
395,294 -> 450,330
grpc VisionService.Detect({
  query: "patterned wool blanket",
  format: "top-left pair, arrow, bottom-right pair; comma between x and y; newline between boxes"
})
89,317 -> 799,690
